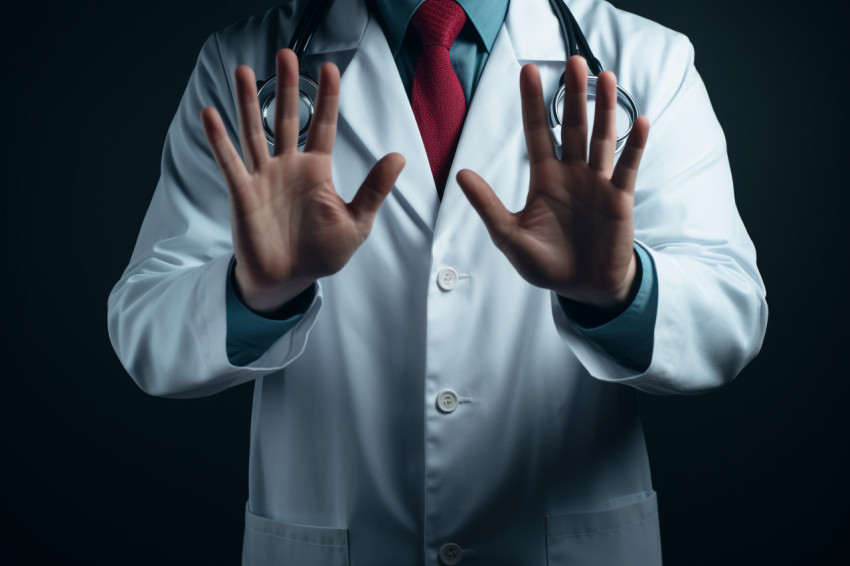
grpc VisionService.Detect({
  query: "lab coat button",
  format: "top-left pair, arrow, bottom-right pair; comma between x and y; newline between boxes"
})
436,389 -> 459,413
439,542 -> 463,565
437,267 -> 458,290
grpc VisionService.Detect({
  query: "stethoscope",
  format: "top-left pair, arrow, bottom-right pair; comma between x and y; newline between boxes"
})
256,0 -> 639,156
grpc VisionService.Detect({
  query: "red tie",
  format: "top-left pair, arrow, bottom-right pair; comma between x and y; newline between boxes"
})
410,0 -> 469,199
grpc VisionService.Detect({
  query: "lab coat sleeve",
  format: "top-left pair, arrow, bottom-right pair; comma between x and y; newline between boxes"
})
551,35 -> 768,395
558,242 -> 658,373
225,255 -> 314,366
107,33 -> 323,399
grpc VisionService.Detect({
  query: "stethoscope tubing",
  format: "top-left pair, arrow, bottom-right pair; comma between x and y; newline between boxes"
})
546,0 -> 638,154
289,0 -> 334,56
258,0 -> 640,154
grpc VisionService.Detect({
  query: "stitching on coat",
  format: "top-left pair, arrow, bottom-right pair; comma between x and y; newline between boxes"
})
547,511 -> 658,540
245,526 -> 348,549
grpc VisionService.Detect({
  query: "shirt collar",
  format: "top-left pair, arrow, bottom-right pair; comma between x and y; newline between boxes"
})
370,0 -> 510,57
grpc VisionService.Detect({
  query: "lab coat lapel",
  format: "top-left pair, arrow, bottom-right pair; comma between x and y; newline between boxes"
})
436,17 -> 524,237
337,9 -> 440,233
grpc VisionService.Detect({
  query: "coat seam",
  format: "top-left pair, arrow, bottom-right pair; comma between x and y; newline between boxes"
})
547,510 -> 658,540
245,526 -> 348,549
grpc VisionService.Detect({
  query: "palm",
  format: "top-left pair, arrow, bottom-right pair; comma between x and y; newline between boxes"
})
509,157 -> 636,303
201,49 -> 404,305
233,151 -> 361,285
457,56 -> 649,310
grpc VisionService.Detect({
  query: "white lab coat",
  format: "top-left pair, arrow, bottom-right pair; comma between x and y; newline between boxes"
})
107,0 -> 768,564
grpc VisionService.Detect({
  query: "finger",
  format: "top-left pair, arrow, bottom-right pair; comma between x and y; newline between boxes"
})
304,62 -> 340,155
348,153 -> 406,228
520,64 -> 556,166
233,65 -> 269,173
456,169 -> 515,250
273,48 -> 301,156
587,71 -> 618,178
560,55 -> 589,163
610,115 -> 650,193
201,106 -> 251,195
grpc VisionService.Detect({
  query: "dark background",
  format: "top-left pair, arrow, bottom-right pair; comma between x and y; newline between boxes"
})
2,0 -> 847,564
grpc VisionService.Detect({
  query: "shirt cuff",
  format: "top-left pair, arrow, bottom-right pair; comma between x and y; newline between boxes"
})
557,242 -> 658,372
225,255 -> 315,366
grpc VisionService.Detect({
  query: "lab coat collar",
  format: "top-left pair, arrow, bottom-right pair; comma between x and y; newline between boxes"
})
307,0 -> 571,232
300,0 -> 370,55
300,0 -> 577,60
435,13 -> 523,237
505,0 -> 578,62
337,9 -> 441,232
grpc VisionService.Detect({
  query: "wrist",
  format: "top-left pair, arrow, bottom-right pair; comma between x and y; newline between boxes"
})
557,249 -> 641,327
233,261 -> 315,318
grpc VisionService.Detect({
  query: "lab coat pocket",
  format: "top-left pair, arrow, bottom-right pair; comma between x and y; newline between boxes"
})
545,490 -> 662,566
242,504 -> 350,566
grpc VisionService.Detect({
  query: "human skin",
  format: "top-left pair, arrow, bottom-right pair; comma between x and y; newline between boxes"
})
457,57 -> 650,317
201,49 -> 405,316
200,48 -> 649,319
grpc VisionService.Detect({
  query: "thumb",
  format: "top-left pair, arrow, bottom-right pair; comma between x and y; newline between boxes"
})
348,152 -> 406,228
456,169 -> 515,249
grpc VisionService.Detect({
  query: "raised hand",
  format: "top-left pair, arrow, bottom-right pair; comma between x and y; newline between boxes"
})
456,55 -> 650,315
201,49 -> 405,315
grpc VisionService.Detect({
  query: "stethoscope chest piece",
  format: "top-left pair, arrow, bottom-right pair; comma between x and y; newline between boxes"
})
257,74 -> 319,147
548,75 -> 640,157
258,0 -> 640,156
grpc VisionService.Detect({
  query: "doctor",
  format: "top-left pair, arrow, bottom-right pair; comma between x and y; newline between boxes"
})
107,0 -> 767,564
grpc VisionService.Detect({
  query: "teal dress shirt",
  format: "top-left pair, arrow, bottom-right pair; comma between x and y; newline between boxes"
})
225,0 -> 659,371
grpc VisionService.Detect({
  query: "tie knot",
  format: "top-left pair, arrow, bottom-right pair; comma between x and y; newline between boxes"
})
410,0 -> 468,49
